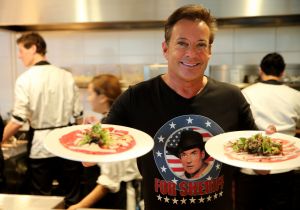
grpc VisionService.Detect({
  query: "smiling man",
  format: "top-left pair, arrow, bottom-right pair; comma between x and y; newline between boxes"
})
104,4 -> 260,210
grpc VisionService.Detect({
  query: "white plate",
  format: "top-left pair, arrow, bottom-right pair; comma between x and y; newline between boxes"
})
205,130 -> 300,170
44,124 -> 154,163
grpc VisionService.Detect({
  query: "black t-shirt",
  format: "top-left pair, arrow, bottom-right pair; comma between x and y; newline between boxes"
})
0,115 -> 3,140
104,76 -> 257,210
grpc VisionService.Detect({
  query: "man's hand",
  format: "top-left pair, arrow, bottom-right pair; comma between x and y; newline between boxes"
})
253,169 -> 270,175
82,162 -> 97,167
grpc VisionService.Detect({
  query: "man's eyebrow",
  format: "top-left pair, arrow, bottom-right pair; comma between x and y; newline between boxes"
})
176,37 -> 187,41
176,37 -> 208,43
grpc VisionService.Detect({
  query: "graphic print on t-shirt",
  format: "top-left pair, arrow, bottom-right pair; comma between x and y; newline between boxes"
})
153,115 -> 224,205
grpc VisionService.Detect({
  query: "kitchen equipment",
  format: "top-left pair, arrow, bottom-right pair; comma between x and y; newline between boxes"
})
209,64 -> 300,90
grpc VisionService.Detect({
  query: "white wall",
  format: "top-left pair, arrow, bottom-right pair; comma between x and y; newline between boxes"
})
211,26 -> 300,65
1,25 -> 300,117
0,30 -> 15,118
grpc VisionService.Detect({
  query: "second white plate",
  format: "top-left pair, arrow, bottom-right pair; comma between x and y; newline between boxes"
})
205,130 -> 300,170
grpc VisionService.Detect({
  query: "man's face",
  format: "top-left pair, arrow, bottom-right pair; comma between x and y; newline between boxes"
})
162,19 -> 211,83
17,43 -> 36,67
180,147 -> 205,175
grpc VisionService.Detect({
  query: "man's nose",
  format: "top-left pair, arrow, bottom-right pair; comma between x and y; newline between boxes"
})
185,46 -> 198,58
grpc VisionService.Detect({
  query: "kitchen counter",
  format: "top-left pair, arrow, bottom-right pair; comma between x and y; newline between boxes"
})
0,194 -> 64,210
1,140 -> 27,160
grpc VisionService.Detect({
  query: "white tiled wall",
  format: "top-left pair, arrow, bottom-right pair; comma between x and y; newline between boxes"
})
0,25 -> 300,117
0,30 -> 15,117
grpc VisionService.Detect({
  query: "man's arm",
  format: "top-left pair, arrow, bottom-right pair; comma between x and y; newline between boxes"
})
2,121 -> 22,143
67,184 -> 109,210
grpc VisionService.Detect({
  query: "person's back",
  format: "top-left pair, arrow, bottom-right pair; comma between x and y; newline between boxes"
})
236,52 -> 300,210
3,32 -> 84,208
242,80 -> 300,136
16,65 -> 80,129
0,115 -> 5,191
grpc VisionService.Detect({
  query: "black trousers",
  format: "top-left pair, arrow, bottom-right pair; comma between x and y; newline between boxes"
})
28,157 -> 83,208
235,171 -> 294,210
81,165 -> 127,209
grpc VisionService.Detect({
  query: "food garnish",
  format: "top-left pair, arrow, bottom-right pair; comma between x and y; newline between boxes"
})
229,133 -> 282,156
77,123 -> 113,149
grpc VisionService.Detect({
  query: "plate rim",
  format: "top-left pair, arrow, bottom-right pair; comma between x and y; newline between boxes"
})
44,124 -> 154,163
205,130 -> 300,170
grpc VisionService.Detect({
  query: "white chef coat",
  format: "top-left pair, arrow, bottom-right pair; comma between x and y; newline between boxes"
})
241,81 -> 300,174
11,64 -> 83,158
242,82 -> 300,136
96,158 -> 141,193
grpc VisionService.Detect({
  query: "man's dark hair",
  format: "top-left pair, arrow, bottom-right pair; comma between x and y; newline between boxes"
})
260,52 -> 286,77
164,4 -> 217,45
17,32 -> 47,55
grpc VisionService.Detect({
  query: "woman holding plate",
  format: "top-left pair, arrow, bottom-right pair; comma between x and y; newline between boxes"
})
68,74 -> 141,210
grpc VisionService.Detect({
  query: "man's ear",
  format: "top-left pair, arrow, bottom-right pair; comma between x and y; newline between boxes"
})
258,68 -> 264,76
30,45 -> 37,54
162,41 -> 168,60
279,70 -> 285,78
201,151 -> 206,159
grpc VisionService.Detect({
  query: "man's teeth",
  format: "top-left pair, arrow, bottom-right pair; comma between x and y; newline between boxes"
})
182,62 -> 198,67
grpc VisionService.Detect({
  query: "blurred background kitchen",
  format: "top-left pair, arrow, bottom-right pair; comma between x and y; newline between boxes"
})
0,0 -> 299,209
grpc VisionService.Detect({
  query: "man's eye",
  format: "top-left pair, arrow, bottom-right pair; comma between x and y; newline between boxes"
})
177,41 -> 188,48
197,43 -> 208,50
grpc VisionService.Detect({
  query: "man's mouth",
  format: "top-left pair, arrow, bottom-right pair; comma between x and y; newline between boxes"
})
180,61 -> 200,67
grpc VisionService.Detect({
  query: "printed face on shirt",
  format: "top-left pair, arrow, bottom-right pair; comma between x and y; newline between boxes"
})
162,19 -> 212,83
17,43 -> 36,67
179,147 -> 206,176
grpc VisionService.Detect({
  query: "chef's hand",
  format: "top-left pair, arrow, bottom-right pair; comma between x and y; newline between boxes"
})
254,124 -> 277,175
265,124 -> 277,134
82,162 -> 97,167
83,116 -> 100,124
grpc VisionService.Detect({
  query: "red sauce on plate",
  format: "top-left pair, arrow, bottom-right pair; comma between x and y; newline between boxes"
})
224,138 -> 300,163
59,127 -> 136,155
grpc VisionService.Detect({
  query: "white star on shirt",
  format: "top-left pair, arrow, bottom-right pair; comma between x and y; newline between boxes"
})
189,197 -> 196,204
219,191 -> 224,197
180,197 -> 187,204
161,165 -> 167,172
199,197 -> 205,203
172,177 -> 178,184
206,176 -> 212,180
216,163 -> 221,170
158,135 -> 164,143
169,122 -> 176,129
156,150 -> 162,157
157,194 -> 162,201
214,193 -> 218,199
186,117 -> 193,124
164,196 -> 170,203
207,195 -> 212,201
205,120 -> 212,127
172,197 -> 179,204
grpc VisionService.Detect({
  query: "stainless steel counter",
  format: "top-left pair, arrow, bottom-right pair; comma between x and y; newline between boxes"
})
0,194 -> 64,210
1,140 -> 27,160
